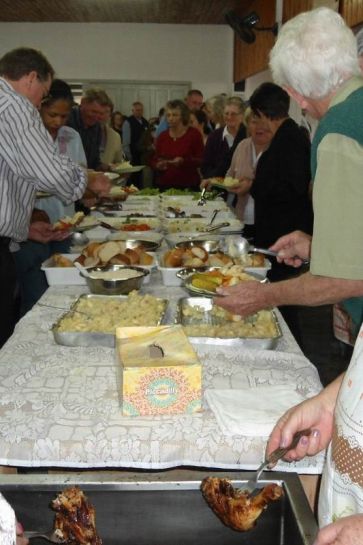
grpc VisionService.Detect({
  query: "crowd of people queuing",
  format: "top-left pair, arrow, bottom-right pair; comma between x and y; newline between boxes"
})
1,6 -> 363,545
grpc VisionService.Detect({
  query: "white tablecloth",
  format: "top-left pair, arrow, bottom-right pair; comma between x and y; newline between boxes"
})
0,273 -> 325,473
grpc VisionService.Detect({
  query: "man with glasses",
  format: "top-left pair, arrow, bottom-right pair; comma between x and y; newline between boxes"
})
0,47 -> 110,347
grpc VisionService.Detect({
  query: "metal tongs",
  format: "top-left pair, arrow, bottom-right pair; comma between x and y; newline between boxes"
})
205,222 -> 230,232
244,428 -> 311,496
197,188 -> 207,206
24,529 -> 65,543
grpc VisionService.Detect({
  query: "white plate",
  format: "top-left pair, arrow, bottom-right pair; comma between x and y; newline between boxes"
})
98,217 -> 161,232
104,172 -> 121,181
112,165 -> 145,174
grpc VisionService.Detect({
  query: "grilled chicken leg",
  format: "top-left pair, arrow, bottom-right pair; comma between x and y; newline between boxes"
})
201,477 -> 283,532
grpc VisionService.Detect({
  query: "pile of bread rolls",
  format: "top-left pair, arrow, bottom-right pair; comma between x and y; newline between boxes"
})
53,241 -> 154,268
162,246 -> 233,268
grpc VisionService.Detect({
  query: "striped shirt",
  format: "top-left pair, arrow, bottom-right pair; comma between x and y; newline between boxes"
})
0,78 -> 87,242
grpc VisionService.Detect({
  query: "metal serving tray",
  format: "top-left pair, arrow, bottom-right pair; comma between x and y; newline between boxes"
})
52,294 -> 168,348
176,297 -> 282,349
0,471 -> 317,545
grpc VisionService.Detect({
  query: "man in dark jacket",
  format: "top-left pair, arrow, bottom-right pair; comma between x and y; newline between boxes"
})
67,88 -> 111,171
122,101 -> 149,165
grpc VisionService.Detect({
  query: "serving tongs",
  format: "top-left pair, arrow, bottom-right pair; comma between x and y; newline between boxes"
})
24,529 -> 65,543
204,221 -> 230,233
37,303 -> 92,318
99,220 -> 120,232
197,188 -> 207,206
239,238 -> 310,264
244,429 -> 311,496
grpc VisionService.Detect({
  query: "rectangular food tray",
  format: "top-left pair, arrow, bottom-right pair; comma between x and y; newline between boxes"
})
176,297 -> 282,349
52,294 -> 168,348
41,254 -> 86,286
0,471 -> 317,545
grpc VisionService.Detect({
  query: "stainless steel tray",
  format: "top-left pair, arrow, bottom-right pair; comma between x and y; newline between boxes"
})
177,268 -> 267,298
176,297 -> 282,348
0,471 -> 317,545
52,294 -> 168,348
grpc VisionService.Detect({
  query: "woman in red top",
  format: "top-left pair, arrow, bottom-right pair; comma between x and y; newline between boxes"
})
151,99 -> 204,190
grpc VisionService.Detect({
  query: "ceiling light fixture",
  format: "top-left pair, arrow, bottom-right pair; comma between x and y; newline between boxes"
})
225,10 -> 278,44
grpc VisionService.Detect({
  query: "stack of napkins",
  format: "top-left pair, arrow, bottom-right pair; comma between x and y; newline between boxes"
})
205,385 -> 306,437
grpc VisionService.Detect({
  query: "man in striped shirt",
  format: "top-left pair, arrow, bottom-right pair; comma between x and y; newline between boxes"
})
0,47 -> 109,347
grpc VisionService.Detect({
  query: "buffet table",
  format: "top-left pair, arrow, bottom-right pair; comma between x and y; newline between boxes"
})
0,270 -> 325,475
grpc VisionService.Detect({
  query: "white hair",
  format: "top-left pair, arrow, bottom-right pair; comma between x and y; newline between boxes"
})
269,7 -> 360,100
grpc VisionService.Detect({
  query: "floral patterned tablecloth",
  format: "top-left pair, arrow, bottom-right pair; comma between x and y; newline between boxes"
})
0,275 -> 325,473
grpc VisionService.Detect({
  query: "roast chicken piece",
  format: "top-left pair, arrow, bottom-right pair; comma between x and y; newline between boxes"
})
201,477 -> 283,532
51,486 -> 102,545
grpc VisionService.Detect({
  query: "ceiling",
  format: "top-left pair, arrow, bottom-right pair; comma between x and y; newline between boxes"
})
0,0 -> 255,24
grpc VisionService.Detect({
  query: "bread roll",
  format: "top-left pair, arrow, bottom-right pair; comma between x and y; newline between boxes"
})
83,242 -> 103,258
183,257 -> 205,268
110,253 -> 131,265
208,256 -> 225,267
73,254 -> 87,266
138,251 -> 154,265
117,241 -> 127,253
214,252 -> 233,265
251,253 -> 265,267
98,241 -> 122,263
125,248 -> 140,264
191,246 -> 208,262
163,248 -> 184,268
53,254 -> 74,267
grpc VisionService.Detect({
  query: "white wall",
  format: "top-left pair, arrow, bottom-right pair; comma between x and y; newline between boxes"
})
0,22 -> 235,98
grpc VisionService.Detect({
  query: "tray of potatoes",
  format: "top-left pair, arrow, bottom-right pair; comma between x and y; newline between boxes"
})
176,296 -> 281,348
52,292 -> 168,347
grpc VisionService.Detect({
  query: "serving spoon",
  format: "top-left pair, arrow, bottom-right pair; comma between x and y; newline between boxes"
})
74,261 -> 91,278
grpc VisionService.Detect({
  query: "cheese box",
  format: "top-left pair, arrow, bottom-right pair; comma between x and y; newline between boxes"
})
116,325 -> 202,416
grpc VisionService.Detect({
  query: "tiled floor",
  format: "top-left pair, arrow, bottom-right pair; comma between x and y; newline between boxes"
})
296,304 -> 353,386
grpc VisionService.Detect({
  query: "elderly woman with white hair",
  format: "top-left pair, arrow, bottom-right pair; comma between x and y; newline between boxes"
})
214,9 -> 363,542
200,96 -> 246,179
224,8 -> 363,545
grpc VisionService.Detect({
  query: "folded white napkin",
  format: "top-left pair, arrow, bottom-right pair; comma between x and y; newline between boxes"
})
205,385 -> 305,437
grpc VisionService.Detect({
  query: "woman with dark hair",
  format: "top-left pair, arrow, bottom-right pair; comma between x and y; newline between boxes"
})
110,110 -> 124,138
190,109 -> 209,144
35,79 -> 87,223
248,82 -> 313,263
150,99 -> 204,190
243,82 -> 313,345
14,80 -> 88,316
